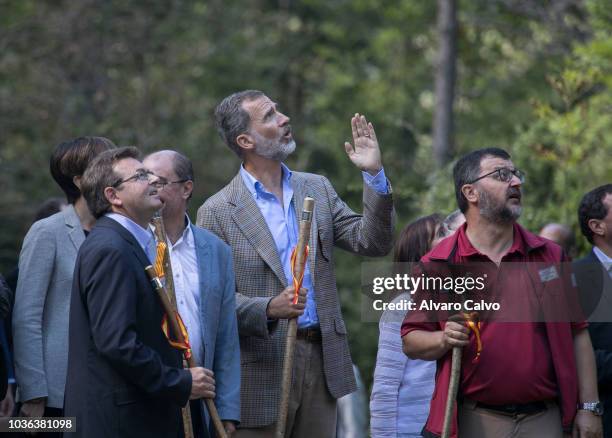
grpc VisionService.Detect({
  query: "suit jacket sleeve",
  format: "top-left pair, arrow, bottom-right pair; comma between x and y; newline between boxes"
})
82,246 -> 191,406
213,243 -> 241,422
197,204 -> 277,339
0,274 -> 11,319
589,323 -> 612,386
321,175 -> 394,256
12,222 -> 54,402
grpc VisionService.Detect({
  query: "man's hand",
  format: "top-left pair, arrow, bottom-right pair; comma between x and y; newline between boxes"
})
19,397 -> 46,435
266,286 -> 307,320
573,410 -> 602,438
441,314 -> 470,351
223,421 -> 237,436
189,367 -> 216,400
19,397 -> 46,417
344,113 -> 382,175
0,384 -> 14,417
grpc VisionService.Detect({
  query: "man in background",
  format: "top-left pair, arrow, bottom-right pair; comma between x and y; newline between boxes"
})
575,184 -> 612,437
144,150 -> 240,436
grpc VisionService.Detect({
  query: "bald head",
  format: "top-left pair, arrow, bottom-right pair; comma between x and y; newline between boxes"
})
145,150 -> 194,183
539,223 -> 575,253
143,149 -> 194,224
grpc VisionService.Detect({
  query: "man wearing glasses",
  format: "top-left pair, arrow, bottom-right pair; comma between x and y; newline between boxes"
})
143,150 -> 240,437
64,147 -> 214,438
402,148 -> 602,437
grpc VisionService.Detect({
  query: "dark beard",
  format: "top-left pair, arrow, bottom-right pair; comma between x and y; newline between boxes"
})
479,189 -> 522,224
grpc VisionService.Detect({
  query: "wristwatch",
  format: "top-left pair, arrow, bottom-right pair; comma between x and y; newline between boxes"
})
578,401 -> 604,416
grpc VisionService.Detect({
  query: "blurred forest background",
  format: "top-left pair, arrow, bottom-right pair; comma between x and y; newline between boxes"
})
1,0 -> 610,403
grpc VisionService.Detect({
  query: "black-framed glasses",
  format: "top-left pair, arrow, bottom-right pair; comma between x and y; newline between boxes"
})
468,167 -> 525,184
112,169 -> 161,188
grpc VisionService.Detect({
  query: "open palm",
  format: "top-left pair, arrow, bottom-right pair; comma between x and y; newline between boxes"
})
344,113 -> 382,175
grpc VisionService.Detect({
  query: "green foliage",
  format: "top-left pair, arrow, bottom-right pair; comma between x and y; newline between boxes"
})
1,0 -> 609,406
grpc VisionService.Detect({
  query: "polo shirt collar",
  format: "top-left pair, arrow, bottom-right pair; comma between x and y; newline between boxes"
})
428,221 -> 546,261
457,222 -> 545,258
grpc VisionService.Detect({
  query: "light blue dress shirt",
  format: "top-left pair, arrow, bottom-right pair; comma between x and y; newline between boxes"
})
106,213 -> 157,263
240,163 -> 388,328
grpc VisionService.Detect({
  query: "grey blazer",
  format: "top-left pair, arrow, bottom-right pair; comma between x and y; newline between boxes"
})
197,170 -> 394,427
13,205 -> 84,408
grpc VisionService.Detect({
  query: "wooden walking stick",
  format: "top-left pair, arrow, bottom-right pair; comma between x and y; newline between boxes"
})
148,213 -> 228,438
441,312 -> 481,438
275,197 -> 315,438
441,346 -> 462,438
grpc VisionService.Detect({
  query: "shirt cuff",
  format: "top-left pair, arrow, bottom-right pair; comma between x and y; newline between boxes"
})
362,168 -> 389,194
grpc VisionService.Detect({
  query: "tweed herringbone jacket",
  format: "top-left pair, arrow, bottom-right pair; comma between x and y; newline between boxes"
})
196,170 -> 394,427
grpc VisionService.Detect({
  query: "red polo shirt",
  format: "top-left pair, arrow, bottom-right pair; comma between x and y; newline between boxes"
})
401,222 -> 586,437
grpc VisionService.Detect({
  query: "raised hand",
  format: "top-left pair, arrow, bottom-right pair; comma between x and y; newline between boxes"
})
344,113 -> 382,175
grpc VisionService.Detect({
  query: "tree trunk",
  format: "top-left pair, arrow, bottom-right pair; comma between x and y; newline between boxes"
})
433,0 -> 458,167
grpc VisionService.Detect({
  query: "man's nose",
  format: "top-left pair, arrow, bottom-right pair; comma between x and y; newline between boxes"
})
278,112 -> 290,126
510,174 -> 522,187
148,174 -> 164,188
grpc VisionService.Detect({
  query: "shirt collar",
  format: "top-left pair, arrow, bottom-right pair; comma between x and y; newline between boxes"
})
239,163 -> 292,198
149,214 -> 194,249
178,215 -> 195,248
593,246 -> 612,273
455,222 -> 542,259
106,212 -> 154,252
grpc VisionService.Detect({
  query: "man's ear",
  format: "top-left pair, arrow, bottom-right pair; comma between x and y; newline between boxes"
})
73,175 -> 82,190
182,180 -> 193,201
588,218 -> 605,239
236,133 -> 255,152
104,187 -> 123,209
461,184 -> 478,205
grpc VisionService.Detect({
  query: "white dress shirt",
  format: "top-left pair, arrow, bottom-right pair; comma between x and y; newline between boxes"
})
157,218 -> 203,366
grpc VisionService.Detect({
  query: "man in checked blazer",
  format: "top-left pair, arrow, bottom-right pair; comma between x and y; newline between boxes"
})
197,90 -> 394,437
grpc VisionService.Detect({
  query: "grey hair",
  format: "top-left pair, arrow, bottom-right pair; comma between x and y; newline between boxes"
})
81,146 -> 141,218
437,209 -> 465,238
171,150 -> 194,182
214,90 -> 265,157
172,150 -> 194,201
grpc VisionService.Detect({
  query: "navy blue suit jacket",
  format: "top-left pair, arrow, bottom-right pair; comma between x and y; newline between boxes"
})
64,216 -> 191,438
574,250 -> 612,438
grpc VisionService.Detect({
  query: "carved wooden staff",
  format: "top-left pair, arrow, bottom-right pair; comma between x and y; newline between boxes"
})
441,311 -> 481,438
148,213 -> 227,438
275,197 -> 315,438
441,346 -> 462,438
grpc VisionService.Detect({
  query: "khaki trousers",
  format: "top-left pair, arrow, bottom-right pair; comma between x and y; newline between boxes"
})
458,399 -> 570,438
234,338 -> 337,438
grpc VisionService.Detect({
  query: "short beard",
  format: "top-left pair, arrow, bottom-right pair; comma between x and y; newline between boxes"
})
479,189 -> 522,224
252,132 -> 296,161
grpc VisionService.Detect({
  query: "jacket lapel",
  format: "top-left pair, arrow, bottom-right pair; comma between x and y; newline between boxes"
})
64,205 -> 85,251
228,173 -> 288,287
97,216 -> 152,270
291,173 -> 318,288
192,225 -> 210,363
